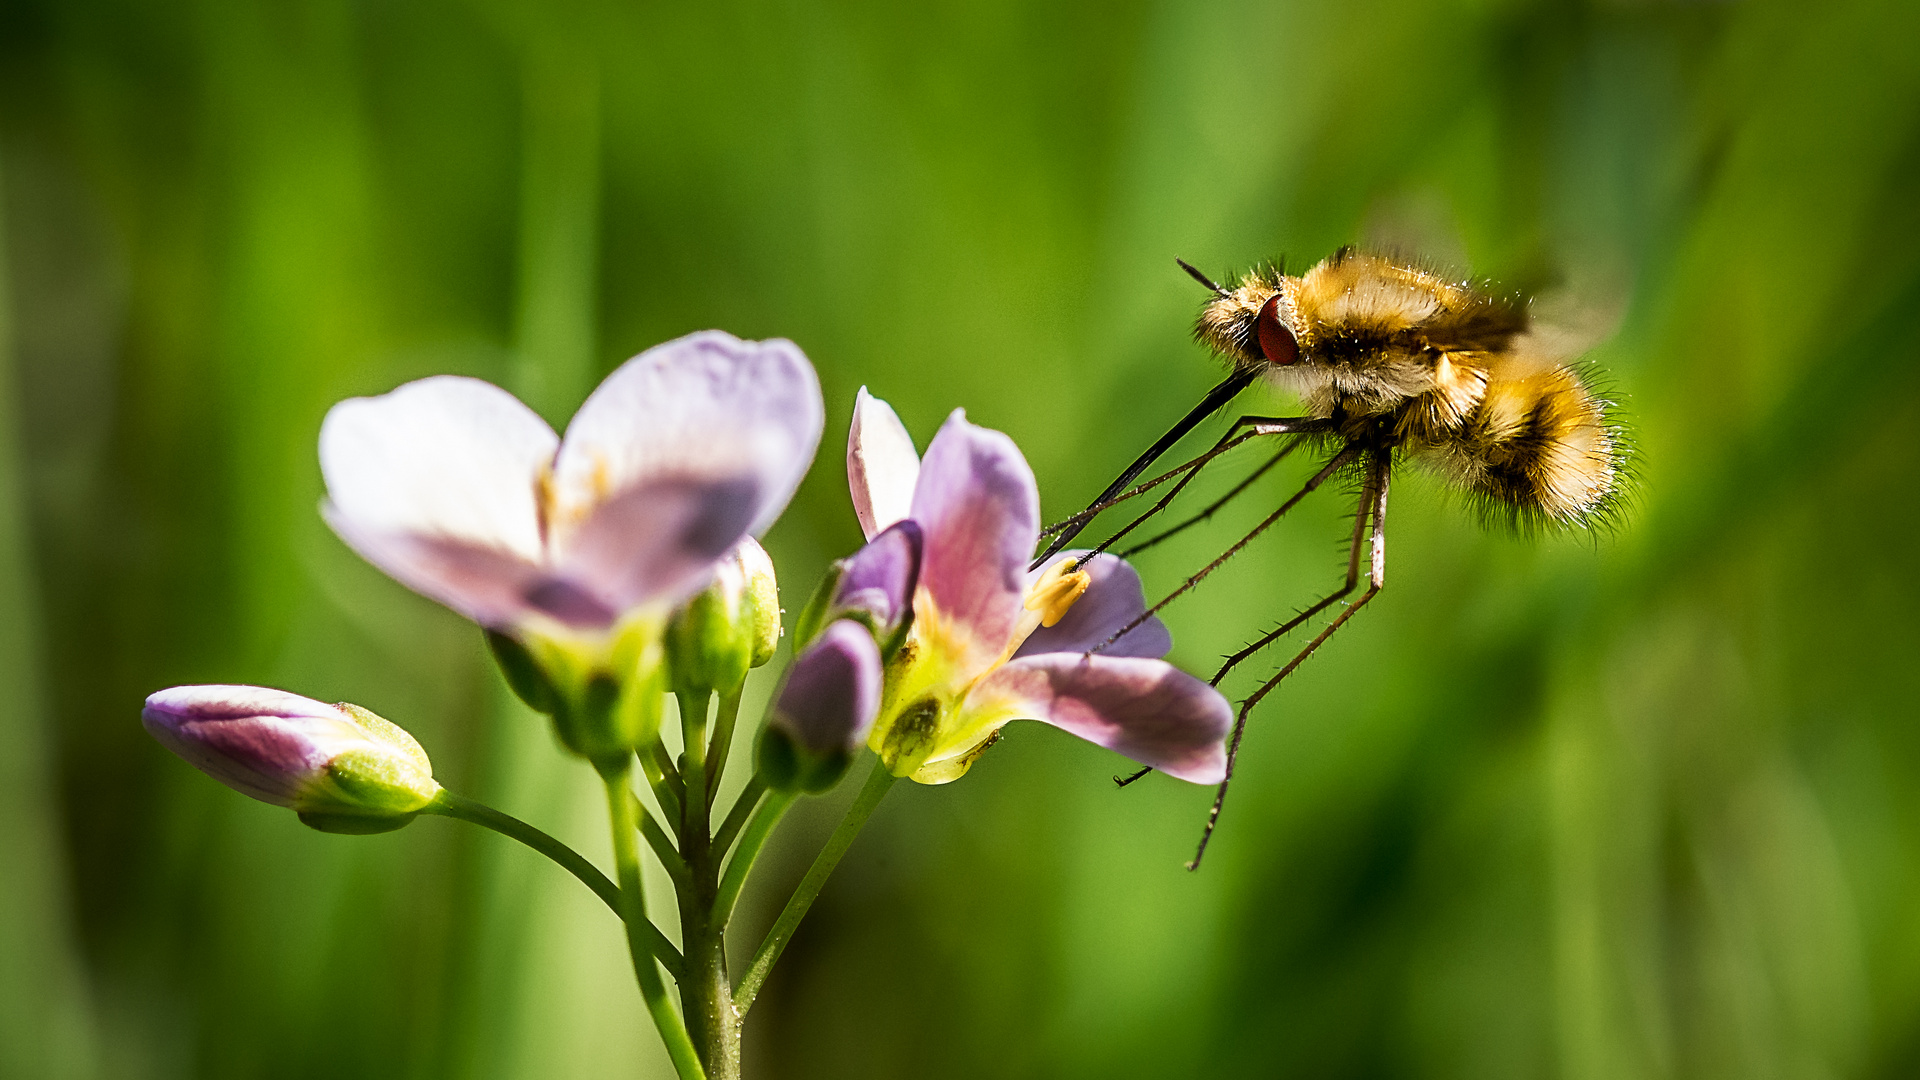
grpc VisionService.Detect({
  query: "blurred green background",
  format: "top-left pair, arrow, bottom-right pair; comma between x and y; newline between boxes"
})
4,0 -> 1919,1077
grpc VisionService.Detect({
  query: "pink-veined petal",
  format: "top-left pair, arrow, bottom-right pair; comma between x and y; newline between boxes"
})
550,331 -> 823,546
973,654 -> 1231,783
909,410 -> 1037,660
321,512 -> 568,627
558,473 -> 764,615
847,387 -> 920,540
319,376 -> 558,563
1016,552 -> 1172,660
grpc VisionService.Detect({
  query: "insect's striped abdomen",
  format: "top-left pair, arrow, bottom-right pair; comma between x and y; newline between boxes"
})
1418,354 -> 1617,526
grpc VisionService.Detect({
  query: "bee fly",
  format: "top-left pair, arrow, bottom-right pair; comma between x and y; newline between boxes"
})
1037,248 -> 1627,867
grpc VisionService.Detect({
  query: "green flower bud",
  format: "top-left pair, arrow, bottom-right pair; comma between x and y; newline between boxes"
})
739,538 -> 782,668
666,539 -> 781,695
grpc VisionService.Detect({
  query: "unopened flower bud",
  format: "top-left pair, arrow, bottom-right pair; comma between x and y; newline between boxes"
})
667,538 -> 782,695
738,538 -> 782,668
142,686 -> 441,834
792,520 -> 921,658
758,620 -> 881,793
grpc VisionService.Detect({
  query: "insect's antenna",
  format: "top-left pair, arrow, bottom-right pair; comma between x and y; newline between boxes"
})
1175,257 -> 1231,298
1033,367 -> 1257,567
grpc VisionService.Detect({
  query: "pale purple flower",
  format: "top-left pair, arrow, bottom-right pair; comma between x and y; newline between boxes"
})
143,685 -> 440,825
320,331 -> 823,637
846,389 -> 1232,784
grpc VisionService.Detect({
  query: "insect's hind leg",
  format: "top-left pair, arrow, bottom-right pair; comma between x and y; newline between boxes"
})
1207,459 -> 1379,688
1186,451 -> 1391,870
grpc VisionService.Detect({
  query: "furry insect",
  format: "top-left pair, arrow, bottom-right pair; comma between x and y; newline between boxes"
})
1037,248 -> 1626,867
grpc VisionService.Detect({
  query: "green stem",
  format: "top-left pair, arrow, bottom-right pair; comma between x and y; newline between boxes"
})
734,761 -> 896,1014
601,764 -> 706,1080
710,789 -> 796,927
639,741 -> 684,823
706,685 -> 744,794
678,690 -> 712,835
629,791 -> 691,885
423,790 -> 684,979
712,775 -> 766,860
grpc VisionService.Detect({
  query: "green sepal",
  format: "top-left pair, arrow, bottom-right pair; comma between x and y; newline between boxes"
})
877,601 -> 915,664
298,810 -> 421,835
665,586 -> 753,696
486,629 -> 558,714
790,563 -> 844,654
756,726 -> 853,795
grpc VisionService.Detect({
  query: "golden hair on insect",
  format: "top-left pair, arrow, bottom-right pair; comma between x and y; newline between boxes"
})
1192,248 -> 1625,529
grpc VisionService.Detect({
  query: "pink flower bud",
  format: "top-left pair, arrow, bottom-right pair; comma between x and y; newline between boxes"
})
143,686 -> 441,832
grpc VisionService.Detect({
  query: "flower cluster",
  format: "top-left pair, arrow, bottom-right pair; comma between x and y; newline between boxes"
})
141,329 -> 1234,1080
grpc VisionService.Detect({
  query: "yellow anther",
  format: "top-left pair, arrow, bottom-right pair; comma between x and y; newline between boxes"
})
1024,559 -> 1091,628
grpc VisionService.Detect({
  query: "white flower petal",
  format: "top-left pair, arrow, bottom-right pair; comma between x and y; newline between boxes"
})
322,512 -> 559,627
847,387 -> 920,539
551,331 -> 824,546
320,375 -> 558,562
559,473 -> 765,615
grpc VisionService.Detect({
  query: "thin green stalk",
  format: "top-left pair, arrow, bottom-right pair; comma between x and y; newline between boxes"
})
710,789 -> 796,927
424,790 -> 684,979
627,791 -> 691,883
601,764 -> 706,1080
712,775 -> 766,860
734,761 -> 896,1014
639,741 -> 684,823
705,685 -> 744,793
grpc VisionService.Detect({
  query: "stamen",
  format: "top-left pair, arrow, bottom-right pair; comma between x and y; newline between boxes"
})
974,559 -> 1096,685
1024,559 -> 1091,628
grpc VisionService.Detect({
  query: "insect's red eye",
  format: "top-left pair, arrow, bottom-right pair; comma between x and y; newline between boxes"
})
1256,296 -> 1298,366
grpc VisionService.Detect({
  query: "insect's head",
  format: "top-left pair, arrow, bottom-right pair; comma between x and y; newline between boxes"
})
1183,260 -> 1303,375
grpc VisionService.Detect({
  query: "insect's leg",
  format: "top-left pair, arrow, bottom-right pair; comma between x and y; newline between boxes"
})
1115,454 -> 1372,791
1033,427 -> 1278,556
1207,461 -> 1379,688
1034,414 -> 1333,566
1074,418 -> 1323,566
1118,439 -> 1301,560
1034,368 -> 1260,560
1187,451 -> 1390,871
1087,439 -> 1361,655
